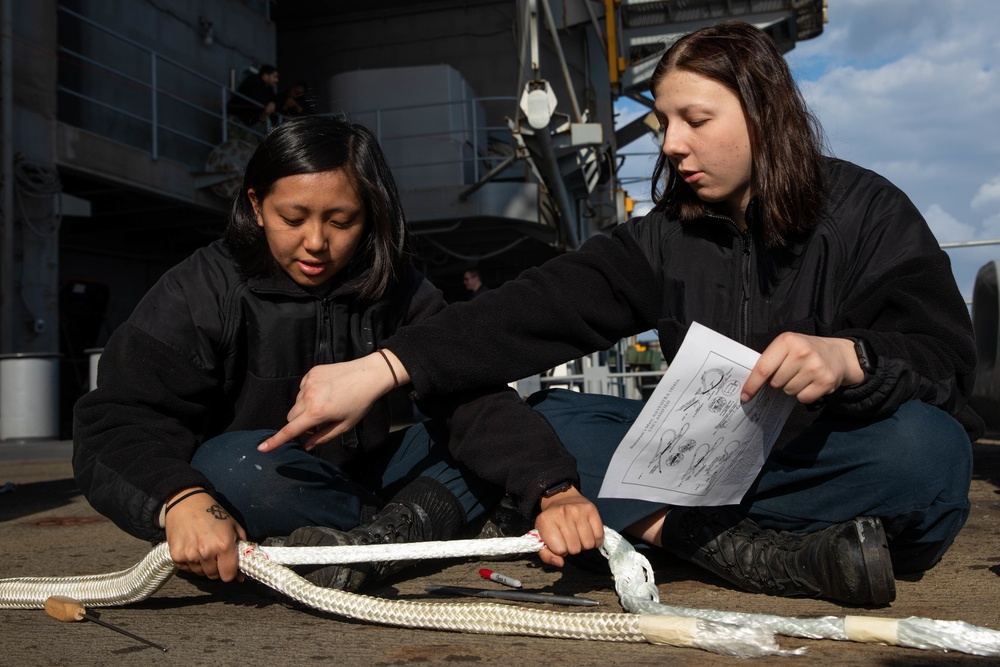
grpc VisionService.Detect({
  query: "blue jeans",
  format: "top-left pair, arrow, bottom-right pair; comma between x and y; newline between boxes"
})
527,389 -> 973,574
189,424 -> 493,541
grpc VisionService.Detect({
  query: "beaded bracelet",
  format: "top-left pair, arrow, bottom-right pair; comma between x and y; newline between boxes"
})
164,489 -> 212,515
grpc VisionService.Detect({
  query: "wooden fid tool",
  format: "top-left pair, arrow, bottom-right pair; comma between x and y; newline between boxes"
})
44,595 -> 168,652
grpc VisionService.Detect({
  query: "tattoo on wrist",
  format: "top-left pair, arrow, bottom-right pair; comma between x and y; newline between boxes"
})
207,504 -> 230,520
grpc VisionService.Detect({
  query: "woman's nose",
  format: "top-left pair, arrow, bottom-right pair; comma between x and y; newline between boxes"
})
661,125 -> 687,159
302,221 -> 328,252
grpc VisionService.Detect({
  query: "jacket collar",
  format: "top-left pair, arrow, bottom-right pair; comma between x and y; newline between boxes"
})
686,195 -> 761,231
246,265 -> 371,300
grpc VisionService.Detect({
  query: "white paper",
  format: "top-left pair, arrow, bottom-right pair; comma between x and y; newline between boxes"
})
598,322 -> 796,506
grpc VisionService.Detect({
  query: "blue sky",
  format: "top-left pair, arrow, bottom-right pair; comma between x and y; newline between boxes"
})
616,0 -> 1000,303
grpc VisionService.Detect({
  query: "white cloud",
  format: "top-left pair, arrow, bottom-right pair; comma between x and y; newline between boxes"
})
787,0 -> 1000,298
923,203 -> 977,242
786,0 -> 990,72
983,211 -> 1000,237
972,174 -> 1000,210
613,1 -> 1000,298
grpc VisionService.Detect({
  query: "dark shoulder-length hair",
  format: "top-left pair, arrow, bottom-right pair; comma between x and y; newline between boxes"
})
649,21 -> 825,247
225,116 -> 410,300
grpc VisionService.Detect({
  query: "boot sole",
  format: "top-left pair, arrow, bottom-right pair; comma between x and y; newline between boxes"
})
854,516 -> 896,605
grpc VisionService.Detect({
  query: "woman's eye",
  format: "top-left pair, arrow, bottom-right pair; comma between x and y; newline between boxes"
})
689,119 -> 707,128
281,216 -> 304,226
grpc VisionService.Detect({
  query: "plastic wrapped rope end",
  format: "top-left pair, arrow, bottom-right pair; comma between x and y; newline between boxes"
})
637,614 -> 806,658
897,617 -> 1000,656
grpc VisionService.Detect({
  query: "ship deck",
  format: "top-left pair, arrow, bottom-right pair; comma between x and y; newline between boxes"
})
1,434 -> 998,666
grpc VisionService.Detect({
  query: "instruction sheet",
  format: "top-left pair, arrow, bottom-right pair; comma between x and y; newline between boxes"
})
598,322 -> 796,506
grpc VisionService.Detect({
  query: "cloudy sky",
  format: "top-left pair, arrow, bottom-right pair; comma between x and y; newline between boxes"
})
618,0 -> 1000,303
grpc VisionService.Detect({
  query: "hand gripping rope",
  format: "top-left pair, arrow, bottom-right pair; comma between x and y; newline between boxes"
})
2,527 -> 999,658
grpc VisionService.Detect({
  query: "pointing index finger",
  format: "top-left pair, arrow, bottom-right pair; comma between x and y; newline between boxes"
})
257,422 -> 303,452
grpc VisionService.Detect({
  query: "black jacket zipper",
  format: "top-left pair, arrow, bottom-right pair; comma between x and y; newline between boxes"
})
317,297 -> 334,364
739,228 -> 752,346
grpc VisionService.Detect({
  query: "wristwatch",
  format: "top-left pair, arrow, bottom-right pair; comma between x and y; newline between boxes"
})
541,480 -> 574,498
850,337 -> 876,375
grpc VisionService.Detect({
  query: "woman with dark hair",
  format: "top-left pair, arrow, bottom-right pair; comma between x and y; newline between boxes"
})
259,23 -> 983,606
73,116 -> 600,591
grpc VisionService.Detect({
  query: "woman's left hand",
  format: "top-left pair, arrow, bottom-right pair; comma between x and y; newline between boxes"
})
164,488 -> 247,582
534,486 -> 604,567
741,333 -> 864,405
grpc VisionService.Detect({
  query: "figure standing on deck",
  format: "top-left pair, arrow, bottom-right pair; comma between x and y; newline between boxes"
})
259,22 -> 983,606
463,267 -> 490,298
227,64 -> 280,131
73,116 -> 602,591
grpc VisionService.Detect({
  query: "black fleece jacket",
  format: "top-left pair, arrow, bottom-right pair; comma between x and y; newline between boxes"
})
73,241 -> 579,541
386,158 -> 984,444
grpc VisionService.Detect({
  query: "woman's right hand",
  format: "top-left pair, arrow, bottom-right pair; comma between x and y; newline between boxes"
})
258,350 -> 406,453
164,488 -> 246,582
741,333 -> 862,405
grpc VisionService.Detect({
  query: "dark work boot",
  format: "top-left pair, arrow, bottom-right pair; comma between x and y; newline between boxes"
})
465,495 -> 532,540
661,507 -> 896,606
279,525 -> 372,591
283,477 -> 465,592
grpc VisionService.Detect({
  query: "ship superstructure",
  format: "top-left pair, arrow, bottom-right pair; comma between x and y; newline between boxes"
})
0,0 -> 825,436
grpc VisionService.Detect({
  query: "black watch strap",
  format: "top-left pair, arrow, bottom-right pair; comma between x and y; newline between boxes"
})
542,480 -> 574,498
851,337 -> 876,374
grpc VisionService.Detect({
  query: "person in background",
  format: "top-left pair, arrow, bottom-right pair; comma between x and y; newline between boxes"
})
256,22 -> 983,607
227,64 -> 279,130
462,267 -> 490,298
276,80 -> 314,120
73,116 -> 601,592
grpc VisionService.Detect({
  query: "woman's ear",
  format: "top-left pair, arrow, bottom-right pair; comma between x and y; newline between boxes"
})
247,189 -> 264,227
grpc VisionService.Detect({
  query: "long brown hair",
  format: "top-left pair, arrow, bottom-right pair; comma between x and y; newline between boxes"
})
649,21 -> 824,247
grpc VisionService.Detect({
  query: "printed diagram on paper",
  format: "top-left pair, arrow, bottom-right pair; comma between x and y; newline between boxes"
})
598,322 -> 796,506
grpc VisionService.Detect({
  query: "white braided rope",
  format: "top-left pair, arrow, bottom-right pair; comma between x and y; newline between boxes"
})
259,532 -> 547,565
0,528 -> 782,657
239,542 -> 783,657
0,541 -> 176,609
1,527 -> 998,656
0,533 -> 549,609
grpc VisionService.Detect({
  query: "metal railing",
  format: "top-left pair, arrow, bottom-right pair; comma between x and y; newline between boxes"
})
56,5 -> 263,169
56,5 -> 520,185
514,339 -> 666,401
